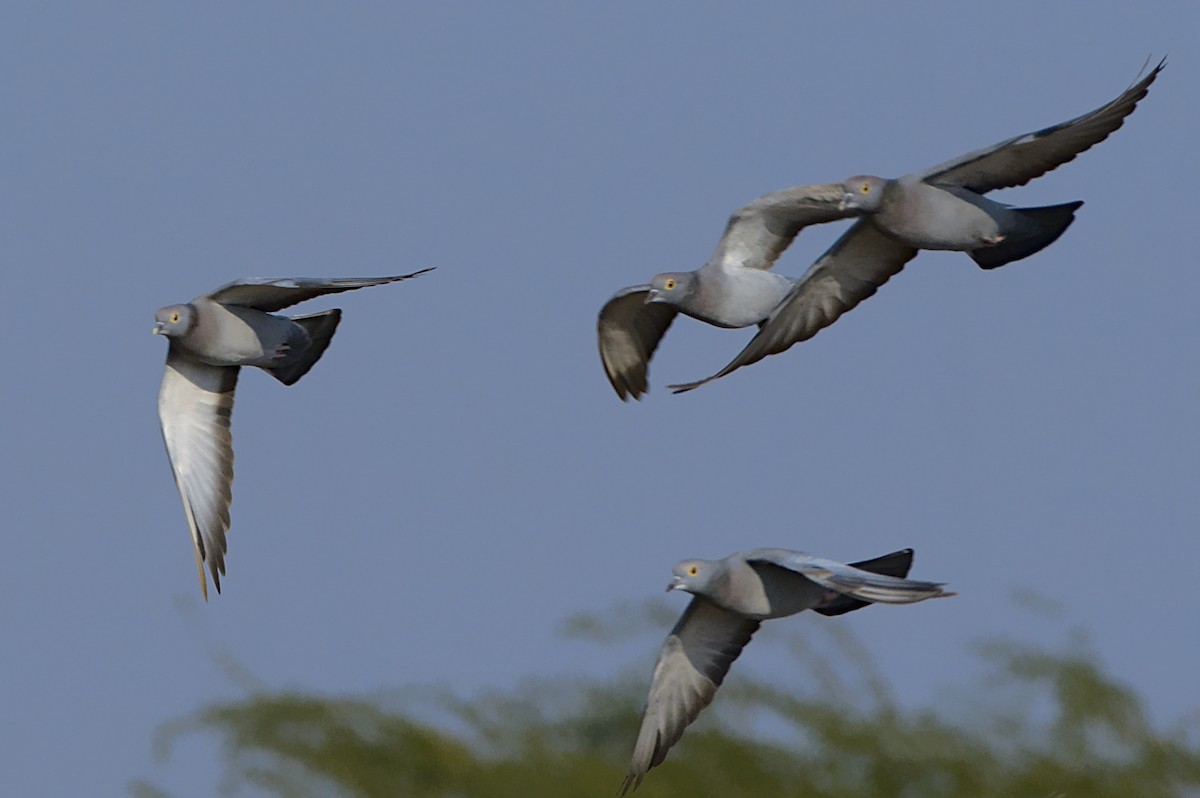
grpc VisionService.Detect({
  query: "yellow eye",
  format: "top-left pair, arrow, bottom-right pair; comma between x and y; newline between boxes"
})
688,565 -> 698,576
664,279 -> 677,290
860,183 -> 870,194
169,312 -> 180,323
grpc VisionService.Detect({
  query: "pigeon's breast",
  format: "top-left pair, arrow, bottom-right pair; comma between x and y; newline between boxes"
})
688,268 -> 791,329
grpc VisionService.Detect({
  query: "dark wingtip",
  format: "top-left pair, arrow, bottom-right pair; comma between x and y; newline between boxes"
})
612,381 -> 639,402
667,379 -> 705,394
611,374 -> 650,401
211,555 -> 226,596
669,361 -> 744,393
1145,54 -> 1168,75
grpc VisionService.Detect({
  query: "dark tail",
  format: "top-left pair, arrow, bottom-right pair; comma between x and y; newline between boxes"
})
970,200 -> 1083,270
815,548 -> 914,617
265,309 -> 342,386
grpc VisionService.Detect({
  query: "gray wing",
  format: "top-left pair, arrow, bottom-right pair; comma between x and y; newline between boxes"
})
205,268 -> 435,312
598,285 -> 678,401
670,221 -> 917,393
707,183 -> 856,271
744,548 -> 952,605
622,598 -> 760,795
158,351 -> 239,600
914,58 -> 1164,194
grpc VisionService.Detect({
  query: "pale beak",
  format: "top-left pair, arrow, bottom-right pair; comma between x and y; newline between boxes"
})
838,193 -> 854,211
645,289 -> 662,304
152,323 -> 164,335
666,576 -> 684,592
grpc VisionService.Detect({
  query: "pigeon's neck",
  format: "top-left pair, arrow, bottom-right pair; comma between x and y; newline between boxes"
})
878,178 -> 908,213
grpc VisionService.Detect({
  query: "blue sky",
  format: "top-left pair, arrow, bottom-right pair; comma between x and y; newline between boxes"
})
2,3 -> 1196,795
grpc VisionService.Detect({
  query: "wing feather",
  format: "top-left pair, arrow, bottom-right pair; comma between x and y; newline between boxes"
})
622,598 -> 759,794
915,58 -> 1165,193
708,183 -> 855,271
158,352 -> 238,599
598,285 -> 678,400
205,269 -> 434,312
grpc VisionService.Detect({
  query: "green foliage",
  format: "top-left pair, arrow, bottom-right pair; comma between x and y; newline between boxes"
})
134,602 -> 1200,798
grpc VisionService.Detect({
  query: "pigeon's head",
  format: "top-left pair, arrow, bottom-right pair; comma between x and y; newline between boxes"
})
668,559 -> 718,594
646,272 -> 694,308
840,175 -> 887,211
153,304 -> 195,338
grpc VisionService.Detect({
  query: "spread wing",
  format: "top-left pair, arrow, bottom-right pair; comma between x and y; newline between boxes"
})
597,285 -> 678,401
743,548 -> 953,606
670,220 -> 917,393
707,183 -> 855,271
622,598 -> 760,795
205,268 -> 435,312
158,351 -> 239,599
914,58 -> 1165,194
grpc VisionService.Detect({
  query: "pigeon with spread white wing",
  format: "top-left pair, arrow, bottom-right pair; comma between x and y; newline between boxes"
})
153,270 -> 433,598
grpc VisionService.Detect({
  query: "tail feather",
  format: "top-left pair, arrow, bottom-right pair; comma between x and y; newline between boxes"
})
815,548 -> 914,617
970,200 -> 1083,269
265,309 -> 342,386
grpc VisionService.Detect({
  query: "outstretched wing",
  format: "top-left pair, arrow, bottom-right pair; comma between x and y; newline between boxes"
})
205,268 -> 435,312
915,58 -> 1165,194
622,598 -> 760,795
158,351 -> 239,599
598,285 -> 679,401
707,183 -> 855,271
670,220 -> 916,393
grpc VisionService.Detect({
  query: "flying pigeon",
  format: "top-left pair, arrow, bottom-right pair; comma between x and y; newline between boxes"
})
621,547 -> 952,793
153,270 -> 433,598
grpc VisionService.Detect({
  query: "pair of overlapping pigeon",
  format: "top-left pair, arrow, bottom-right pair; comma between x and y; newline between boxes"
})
151,59 -> 1162,795
598,60 -> 1164,399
